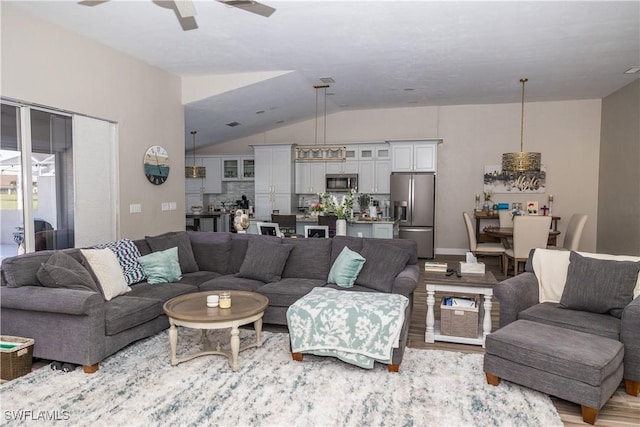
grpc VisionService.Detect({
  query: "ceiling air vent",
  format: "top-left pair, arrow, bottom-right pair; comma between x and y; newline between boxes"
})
226,121 -> 240,127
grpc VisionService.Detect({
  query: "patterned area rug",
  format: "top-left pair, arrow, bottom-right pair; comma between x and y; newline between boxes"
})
1,329 -> 562,426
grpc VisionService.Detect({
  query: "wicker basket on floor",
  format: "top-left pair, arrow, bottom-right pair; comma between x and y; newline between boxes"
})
440,297 -> 479,338
1,336 -> 34,381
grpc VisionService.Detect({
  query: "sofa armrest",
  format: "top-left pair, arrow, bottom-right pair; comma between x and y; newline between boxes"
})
493,272 -> 539,328
392,265 -> 418,298
621,297 -> 640,382
0,286 -> 103,315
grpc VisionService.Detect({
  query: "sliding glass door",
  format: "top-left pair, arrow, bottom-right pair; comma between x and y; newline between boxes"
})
0,102 -> 74,257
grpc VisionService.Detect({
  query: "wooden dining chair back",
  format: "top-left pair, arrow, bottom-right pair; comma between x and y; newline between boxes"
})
271,214 -> 297,237
562,214 -> 588,251
318,214 -> 337,238
462,212 -> 505,261
503,215 -> 552,276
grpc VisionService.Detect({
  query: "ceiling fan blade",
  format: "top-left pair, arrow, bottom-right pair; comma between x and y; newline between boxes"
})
217,0 -> 276,18
174,0 -> 197,18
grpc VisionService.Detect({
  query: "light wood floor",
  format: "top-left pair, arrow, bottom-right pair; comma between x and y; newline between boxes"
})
409,254 -> 639,426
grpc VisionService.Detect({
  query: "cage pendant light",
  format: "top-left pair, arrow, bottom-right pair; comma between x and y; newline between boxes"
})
185,130 -> 206,178
502,78 -> 541,173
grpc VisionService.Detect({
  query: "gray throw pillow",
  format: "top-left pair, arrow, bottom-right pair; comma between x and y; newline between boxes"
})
191,241 -> 232,274
237,239 -> 293,283
146,232 -> 199,273
559,251 -> 640,318
36,251 -> 99,293
355,241 -> 411,293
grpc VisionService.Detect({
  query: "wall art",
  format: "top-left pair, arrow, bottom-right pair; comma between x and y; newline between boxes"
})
483,165 -> 546,194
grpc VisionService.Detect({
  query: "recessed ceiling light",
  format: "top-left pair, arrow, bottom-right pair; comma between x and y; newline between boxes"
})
624,67 -> 640,74
404,88 -> 415,91
226,121 -> 240,127
326,92 -> 335,96
256,110 -> 265,114
320,77 -> 335,84
276,120 -> 285,124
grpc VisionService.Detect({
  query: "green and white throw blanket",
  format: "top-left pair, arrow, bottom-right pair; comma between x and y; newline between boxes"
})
287,287 -> 409,369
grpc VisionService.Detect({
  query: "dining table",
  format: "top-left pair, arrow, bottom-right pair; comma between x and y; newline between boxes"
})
483,226 -> 560,248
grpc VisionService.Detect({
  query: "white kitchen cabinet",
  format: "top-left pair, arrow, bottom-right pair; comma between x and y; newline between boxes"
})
186,156 -> 223,194
221,156 -> 254,181
253,144 -> 295,218
202,157 -> 222,194
295,162 -> 325,194
372,223 -> 394,239
389,141 -> 438,172
358,159 -> 391,194
325,160 -> 358,175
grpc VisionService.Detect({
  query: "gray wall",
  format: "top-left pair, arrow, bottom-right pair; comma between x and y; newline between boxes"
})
597,79 -> 640,255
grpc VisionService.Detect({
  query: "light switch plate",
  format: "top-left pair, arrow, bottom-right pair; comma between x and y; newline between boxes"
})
129,203 -> 141,214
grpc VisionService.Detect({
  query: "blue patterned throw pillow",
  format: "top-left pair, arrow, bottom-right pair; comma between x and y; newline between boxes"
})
93,239 -> 146,285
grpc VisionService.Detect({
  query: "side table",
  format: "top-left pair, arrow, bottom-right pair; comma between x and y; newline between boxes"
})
425,270 -> 497,347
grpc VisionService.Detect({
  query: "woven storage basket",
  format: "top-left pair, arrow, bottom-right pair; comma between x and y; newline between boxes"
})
1,336 -> 34,381
440,297 -> 479,338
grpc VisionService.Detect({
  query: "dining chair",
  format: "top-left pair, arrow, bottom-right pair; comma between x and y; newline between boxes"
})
498,210 -> 512,227
271,214 -> 297,237
549,213 -> 588,251
503,215 -> 552,276
318,214 -> 337,238
462,212 -> 505,265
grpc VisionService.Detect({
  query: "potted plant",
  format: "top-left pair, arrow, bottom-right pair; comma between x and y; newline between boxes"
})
357,193 -> 372,216
482,190 -> 493,212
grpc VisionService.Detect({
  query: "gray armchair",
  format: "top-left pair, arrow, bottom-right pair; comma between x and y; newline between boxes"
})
494,251 -> 640,397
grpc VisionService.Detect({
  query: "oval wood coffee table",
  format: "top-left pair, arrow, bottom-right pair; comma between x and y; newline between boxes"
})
163,290 -> 269,371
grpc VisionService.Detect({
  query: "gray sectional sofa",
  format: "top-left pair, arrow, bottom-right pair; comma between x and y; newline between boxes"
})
0,231 -> 418,373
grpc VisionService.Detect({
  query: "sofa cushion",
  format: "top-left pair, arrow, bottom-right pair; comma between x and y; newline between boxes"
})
1,249 -> 81,288
355,240 -> 410,293
227,234 -> 282,273
146,231 -> 199,273
92,238 -> 146,285
36,251 -> 99,293
178,271 -> 222,287
199,275 -> 265,292
237,239 -> 293,283
327,246 -> 366,288
81,248 -> 131,301
281,238 -> 332,280
192,241 -> 231,274
127,281 -> 196,302
257,278 -> 326,307
138,247 -> 183,285
330,236 -> 363,266
518,302 -> 621,341
104,296 -> 161,336
560,251 -> 640,318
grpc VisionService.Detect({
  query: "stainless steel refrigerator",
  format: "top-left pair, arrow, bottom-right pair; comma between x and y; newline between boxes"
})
391,172 -> 435,259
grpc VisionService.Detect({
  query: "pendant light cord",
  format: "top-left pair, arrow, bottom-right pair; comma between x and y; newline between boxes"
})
520,78 -> 527,152
191,131 -> 197,166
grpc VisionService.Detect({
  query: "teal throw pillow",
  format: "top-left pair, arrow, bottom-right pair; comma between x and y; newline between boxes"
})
138,247 -> 182,285
327,247 -> 366,288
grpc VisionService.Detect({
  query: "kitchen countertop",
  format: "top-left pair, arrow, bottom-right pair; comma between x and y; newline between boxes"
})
250,216 -> 396,224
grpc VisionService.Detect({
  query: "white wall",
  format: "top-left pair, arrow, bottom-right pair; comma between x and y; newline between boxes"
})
1,3 -> 185,240
199,101 -> 602,254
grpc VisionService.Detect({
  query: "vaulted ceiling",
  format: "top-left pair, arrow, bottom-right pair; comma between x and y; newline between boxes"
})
11,1 -> 640,150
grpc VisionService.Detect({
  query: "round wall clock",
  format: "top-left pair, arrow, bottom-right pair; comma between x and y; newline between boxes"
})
143,145 -> 170,185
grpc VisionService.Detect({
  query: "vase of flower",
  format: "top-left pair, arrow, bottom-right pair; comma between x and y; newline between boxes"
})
336,219 -> 347,236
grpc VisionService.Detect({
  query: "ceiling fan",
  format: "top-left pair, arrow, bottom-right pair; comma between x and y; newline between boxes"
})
80,0 -> 275,29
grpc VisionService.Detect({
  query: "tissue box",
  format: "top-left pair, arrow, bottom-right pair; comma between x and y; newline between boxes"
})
459,261 -> 485,274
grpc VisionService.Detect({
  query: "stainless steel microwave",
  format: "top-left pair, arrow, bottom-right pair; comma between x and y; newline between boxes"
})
325,174 -> 358,192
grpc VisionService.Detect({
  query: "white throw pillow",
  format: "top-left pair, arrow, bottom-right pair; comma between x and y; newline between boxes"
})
81,248 -> 131,301
533,249 -> 640,303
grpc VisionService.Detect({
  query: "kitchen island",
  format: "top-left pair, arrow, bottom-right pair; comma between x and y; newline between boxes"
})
247,216 -> 398,239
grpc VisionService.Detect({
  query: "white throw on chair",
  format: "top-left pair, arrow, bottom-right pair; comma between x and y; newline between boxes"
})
463,212 -> 505,264
498,210 -> 513,227
503,215 -> 552,276
559,214 -> 588,251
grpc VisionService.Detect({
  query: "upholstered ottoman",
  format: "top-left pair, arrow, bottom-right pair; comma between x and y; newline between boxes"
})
483,320 -> 624,425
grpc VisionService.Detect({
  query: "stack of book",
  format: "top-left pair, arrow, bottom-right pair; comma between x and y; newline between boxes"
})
424,261 -> 448,272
